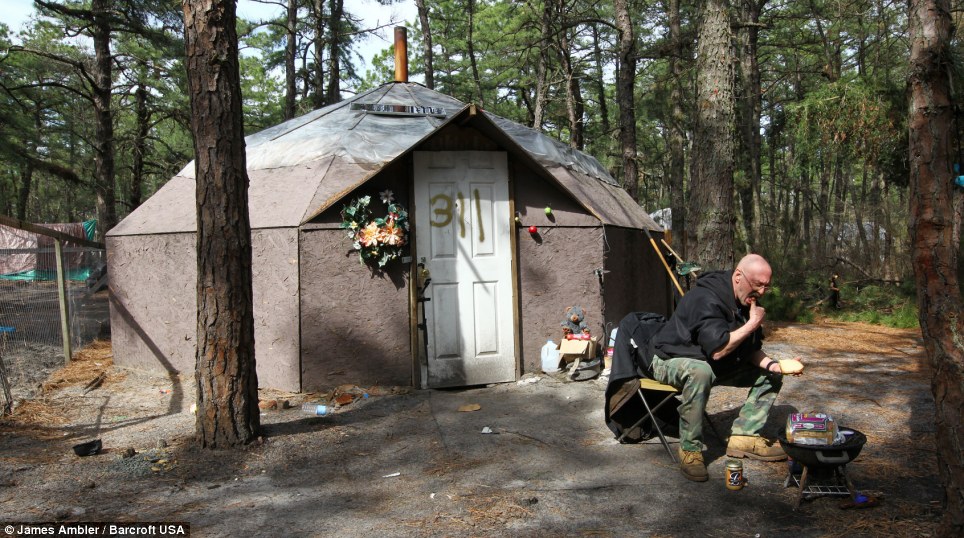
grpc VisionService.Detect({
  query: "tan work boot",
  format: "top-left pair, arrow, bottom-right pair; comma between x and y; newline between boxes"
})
678,448 -> 708,482
726,435 -> 787,461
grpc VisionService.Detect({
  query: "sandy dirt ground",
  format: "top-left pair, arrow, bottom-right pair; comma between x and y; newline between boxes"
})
0,320 -> 944,537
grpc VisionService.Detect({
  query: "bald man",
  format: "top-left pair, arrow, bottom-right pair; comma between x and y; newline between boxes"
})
649,254 -> 804,482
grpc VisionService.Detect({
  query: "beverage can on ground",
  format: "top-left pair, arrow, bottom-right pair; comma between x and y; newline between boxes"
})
725,459 -> 744,490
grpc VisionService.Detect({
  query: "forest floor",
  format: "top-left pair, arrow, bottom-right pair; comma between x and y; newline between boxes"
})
0,320 -> 943,537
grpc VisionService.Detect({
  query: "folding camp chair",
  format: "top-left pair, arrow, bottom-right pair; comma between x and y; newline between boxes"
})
609,377 -> 722,464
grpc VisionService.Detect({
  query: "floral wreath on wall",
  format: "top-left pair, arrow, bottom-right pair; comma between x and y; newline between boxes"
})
339,189 -> 409,268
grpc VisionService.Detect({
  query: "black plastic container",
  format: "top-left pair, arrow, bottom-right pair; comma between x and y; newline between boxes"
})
72,439 -> 102,457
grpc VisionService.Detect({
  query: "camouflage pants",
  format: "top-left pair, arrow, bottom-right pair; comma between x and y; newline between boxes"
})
650,355 -> 783,452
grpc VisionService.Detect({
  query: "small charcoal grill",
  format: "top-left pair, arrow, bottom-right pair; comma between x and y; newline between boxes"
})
779,428 -> 867,509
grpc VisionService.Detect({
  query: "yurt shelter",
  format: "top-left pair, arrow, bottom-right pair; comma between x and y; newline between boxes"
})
106,82 -> 672,391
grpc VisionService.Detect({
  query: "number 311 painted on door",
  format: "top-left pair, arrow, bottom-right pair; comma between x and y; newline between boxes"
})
430,189 -> 485,242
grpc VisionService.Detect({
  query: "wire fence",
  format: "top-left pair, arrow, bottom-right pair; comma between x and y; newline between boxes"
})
0,246 -> 109,403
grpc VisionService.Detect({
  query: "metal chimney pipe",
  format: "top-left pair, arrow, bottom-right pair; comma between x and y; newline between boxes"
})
394,27 -> 408,82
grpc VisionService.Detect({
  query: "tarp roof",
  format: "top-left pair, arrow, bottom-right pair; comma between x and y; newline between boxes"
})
108,82 -> 660,237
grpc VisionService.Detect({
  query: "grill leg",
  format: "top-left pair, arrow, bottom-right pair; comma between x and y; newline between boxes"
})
840,465 -> 858,501
794,465 -> 810,511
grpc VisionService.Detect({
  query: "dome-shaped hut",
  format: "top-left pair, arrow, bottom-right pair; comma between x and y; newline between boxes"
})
107,82 -> 672,391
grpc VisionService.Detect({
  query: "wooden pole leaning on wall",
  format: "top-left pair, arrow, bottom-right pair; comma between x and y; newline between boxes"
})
641,227 -> 684,297
650,236 -> 685,297
54,240 -> 72,365
643,226 -> 685,297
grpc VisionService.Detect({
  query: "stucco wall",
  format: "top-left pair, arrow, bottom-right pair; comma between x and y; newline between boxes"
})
108,230 -> 302,391
251,228 -> 301,391
299,228 -> 412,391
107,233 -> 197,375
516,226 -> 605,374
512,163 -> 606,374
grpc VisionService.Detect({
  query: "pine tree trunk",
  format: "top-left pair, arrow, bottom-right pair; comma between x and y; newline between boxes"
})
560,28 -> 584,150
801,162 -> 813,259
614,0 -> 638,201
590,25 -> 610,138
311,0 -> 326,109
17,108 -> 40,220
531,1 -> 551,129
667,0 -> 687,256
415,0 -> 434,89
284,0 -> 298,119
735,0 -> 764,253
91,0 -> 117,239
908,1 -> 964,535
326,0 -> 343,104
467,0 -> 484,106
16,162 -> 33,221
130,67 -> 149,210
816,155 -> 830,260
688,0 -> 735,270
853,164 -> 871,264
183,0 -> 260,449
830,153 -> 848,261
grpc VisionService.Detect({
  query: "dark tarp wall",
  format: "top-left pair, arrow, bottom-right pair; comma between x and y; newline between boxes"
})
601,228 -> 674,326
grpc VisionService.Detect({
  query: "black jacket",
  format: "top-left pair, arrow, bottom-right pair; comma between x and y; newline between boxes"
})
651,270 -> 763,376
604,311 -> 679,441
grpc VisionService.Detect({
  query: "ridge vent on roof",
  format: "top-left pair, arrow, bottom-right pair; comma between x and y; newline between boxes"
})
350,102 -> 448,118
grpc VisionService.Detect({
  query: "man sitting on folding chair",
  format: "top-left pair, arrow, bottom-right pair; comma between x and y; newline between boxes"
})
650,254 -> 804,482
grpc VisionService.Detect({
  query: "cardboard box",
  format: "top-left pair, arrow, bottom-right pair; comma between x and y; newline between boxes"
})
558,337 -> 598,364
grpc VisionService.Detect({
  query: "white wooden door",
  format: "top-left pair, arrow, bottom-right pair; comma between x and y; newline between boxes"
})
414,151 -> 515,387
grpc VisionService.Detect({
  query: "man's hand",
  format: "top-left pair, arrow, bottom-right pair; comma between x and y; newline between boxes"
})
747,297 -> 766,329
778,358 -> 804,375
712,298 -> 768,360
